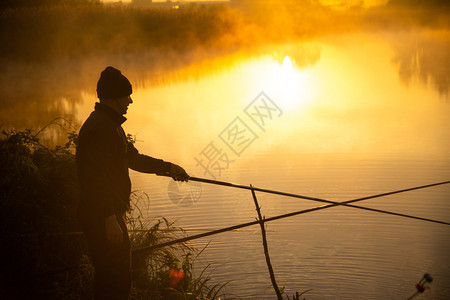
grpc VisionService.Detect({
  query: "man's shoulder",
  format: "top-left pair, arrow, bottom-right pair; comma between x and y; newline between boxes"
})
79,110 -> 116,138
82,110 -> 116,129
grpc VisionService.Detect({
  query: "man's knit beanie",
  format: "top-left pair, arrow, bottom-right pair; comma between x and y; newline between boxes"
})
97,66 -> 132,99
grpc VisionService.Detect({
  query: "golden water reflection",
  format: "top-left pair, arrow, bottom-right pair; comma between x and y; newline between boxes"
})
111,32 -> 449,177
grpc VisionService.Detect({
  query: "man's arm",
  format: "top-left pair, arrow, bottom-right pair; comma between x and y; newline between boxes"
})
127,142 -> 189,181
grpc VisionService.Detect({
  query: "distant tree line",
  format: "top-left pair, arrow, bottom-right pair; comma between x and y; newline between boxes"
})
387,0 -> 450,8
0,0 -> 101,9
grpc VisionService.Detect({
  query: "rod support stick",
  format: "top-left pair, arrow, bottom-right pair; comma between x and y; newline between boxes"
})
250,186 -> 283,300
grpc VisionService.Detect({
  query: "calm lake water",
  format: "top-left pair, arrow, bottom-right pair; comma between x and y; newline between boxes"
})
2,29 -> 449,298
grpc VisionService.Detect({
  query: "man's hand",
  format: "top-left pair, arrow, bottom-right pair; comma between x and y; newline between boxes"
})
105,214 -> 123,244
170,163 -> 190,182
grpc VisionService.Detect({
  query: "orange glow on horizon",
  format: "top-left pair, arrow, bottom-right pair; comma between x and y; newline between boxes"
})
319,0 -> 389,9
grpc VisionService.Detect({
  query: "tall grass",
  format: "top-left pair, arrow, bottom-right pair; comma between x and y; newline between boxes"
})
129,216 -> 229,299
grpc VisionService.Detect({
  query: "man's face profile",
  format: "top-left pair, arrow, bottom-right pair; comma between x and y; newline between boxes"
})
117,95 -> 133,115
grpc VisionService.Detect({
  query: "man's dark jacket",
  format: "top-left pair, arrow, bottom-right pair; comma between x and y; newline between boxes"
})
76,103 -> 171,221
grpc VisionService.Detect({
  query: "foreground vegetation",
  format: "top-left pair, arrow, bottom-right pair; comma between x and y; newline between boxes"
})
0,123 -> 228,299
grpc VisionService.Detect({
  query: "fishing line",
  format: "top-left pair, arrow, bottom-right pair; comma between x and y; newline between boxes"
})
157,174 -> 449,224
134,179 -> 449,255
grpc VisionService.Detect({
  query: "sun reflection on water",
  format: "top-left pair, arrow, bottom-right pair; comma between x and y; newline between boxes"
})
237,54 -> 318,113
275,55 -> 317,110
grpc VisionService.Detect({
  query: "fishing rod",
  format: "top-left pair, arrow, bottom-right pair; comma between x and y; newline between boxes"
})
133,177 -> 450,255
157,174 -> 450,225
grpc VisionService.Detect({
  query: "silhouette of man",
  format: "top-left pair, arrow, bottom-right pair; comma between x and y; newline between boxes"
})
76,66 -> 189,299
